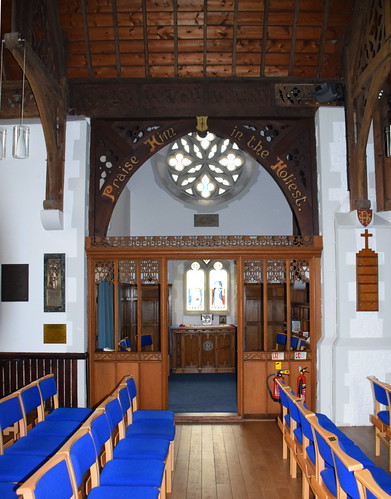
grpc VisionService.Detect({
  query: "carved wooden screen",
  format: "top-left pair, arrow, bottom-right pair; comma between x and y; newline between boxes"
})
94,258 -> 161,352
89,118 -> 318,237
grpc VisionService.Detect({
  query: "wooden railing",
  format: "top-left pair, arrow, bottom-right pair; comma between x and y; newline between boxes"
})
0,353 -> 88,407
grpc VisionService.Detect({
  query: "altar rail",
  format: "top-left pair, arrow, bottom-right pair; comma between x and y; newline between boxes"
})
0,353 -> 88,407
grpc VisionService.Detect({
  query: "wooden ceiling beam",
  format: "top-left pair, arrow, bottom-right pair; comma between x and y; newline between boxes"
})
260,0 -> 270,76
111,0 -> 121,78
80,0 -> 93,78
288,0 -> 300,75
4,32 -> 66,212
344,0 -> 390,210
316,0 -> 330,79
141,0 -> 149,78
68,77 -> 325,119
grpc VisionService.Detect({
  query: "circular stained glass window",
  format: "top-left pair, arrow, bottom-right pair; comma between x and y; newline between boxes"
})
153,132 -> 256,207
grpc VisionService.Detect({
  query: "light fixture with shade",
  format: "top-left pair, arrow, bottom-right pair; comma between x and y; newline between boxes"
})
12,38 -> 29,159
386,124 -> 391,158
385,95 -> 391,158
0,40 -> 6,160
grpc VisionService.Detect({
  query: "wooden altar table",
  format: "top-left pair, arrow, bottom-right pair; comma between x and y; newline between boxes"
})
171,325 -> 236,373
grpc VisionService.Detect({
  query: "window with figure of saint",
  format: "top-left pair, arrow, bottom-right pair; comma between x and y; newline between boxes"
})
185,260 -> 229,314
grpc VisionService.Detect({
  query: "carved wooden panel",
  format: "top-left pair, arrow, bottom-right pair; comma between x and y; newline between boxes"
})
171,326 -> 236,373
89,117 -> 318,237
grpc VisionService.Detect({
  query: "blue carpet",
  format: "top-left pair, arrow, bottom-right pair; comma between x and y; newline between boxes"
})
168,373 -> 237,413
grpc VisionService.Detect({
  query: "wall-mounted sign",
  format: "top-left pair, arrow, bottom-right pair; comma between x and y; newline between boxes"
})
43,324 -> 66,344
356,229 -> 378,311
44,254 -> 65,312
1,264 -> 29,301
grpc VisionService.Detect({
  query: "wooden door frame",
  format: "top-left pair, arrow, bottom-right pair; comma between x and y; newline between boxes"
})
86,235 -> 322,415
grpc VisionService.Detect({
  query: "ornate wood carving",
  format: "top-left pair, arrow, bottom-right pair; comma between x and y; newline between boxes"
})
243,351 -> 312,361
171,326 -> 236,373
344,0 -> 391,210
89,117 -> 318,237
69,78 -> 318,119
93,351 -> 162,362
86,235 -> 317,251
4,1 -> 67,212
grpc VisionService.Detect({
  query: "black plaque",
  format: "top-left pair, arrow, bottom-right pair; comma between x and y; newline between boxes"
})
194,214 -> 219,227
1,264 -> 29,301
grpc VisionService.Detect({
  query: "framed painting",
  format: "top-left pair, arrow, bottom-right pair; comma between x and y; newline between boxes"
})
44,253 -> 65,312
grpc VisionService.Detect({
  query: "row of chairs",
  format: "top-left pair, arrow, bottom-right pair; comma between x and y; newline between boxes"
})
16,375 -> 175,499
0,374 -> 93,497
367,375 -> 391,472
277,378 -> 391,499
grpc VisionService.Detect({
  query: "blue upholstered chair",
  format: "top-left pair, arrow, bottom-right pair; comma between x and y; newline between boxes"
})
290,335 -> 306,350
104,394 -> 175,443
66,423 -> 166,497
275,378 -> 290,460
355,467 -> 391,499
0,392 -> 27,454
0,386 -> 69,460
19,384 -> 81,438
293,398 -> 317,499
294,395 -> 375,499
0,452 -> 46,484
38,374 -> 92,423
125,377 -> 175,424
276,332 -> 306,351
276,332 -> 287,349
279,384 -> 300,479
309,414 -> 375,499
328,427 -> 391,499
140,334 -> 153,348
119,335 -> 153,351
118,337 -> 131,351
16,453 -> 76,499
367,375 -> 391,471
0,482 -> 20,499
87,485 -> 160,499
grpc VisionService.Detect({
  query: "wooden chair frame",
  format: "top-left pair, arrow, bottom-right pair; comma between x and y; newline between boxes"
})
355,468 -> 391,499
275,377 -> 289,461
0,391 -> 28,454
367,375 -> 391,471
305,414 -> 338,499
293,398 -> 317,499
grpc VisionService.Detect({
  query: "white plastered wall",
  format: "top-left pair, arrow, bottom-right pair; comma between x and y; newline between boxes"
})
317,107 -> 391,425
2,110 -> 390,422
0,117 -> 89,406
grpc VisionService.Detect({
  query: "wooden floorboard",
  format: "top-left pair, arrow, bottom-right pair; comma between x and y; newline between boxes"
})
169,420 -> 390,499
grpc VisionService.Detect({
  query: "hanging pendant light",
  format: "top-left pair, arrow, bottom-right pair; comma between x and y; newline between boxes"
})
386,124 -> 391,158
12,39 -> 29,159
0,39 -> 6,160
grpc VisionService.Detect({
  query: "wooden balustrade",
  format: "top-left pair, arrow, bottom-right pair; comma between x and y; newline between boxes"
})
0,353 -> 88,407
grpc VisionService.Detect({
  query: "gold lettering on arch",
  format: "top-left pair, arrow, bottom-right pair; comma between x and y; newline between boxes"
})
144,128 -> 177,152
270,156 -> 307,211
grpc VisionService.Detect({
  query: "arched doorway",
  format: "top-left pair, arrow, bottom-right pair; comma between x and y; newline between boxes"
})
86,117 -> 321,417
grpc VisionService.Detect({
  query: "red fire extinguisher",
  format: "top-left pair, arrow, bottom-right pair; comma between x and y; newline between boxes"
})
297,367 -> 309,403
267,369 -> 290,402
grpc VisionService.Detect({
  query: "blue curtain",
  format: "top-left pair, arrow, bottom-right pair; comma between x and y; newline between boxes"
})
97,280 -> 114,349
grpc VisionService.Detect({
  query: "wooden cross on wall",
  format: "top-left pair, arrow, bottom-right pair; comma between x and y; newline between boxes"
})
356,229 -> 378,311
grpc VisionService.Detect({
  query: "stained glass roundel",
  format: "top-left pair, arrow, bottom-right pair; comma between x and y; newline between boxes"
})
153,132 -> 255,206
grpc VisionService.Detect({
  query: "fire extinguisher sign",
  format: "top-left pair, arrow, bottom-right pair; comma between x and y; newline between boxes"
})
294,352 -> 307,360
